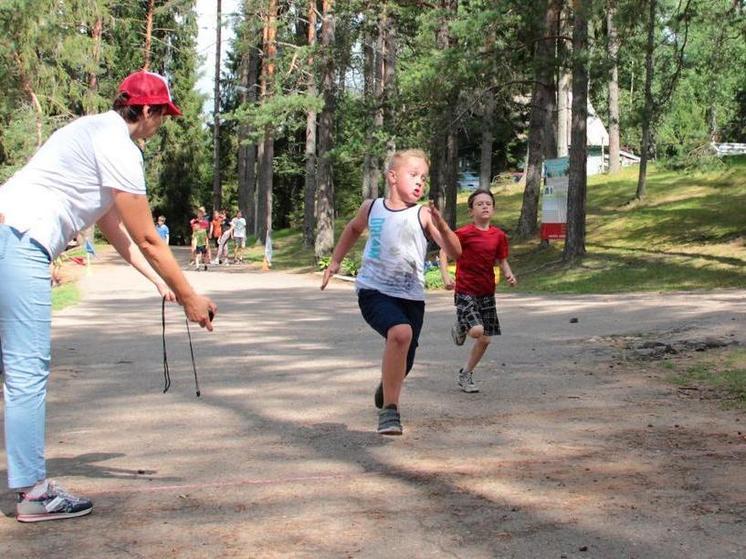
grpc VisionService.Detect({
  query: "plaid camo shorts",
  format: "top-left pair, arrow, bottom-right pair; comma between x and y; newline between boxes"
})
454,293 -> 501,337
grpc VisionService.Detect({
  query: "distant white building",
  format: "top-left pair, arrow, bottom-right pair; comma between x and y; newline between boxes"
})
562,92 -> 609,176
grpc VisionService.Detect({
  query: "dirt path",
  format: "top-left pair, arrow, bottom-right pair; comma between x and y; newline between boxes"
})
2,251 -> 745,558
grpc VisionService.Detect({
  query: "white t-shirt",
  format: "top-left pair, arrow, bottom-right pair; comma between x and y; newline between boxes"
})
0,111 -> 146,258
355,198 -> 428,301
231,217 -> 247,238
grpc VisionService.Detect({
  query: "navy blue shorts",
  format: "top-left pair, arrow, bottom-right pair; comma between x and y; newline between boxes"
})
357,288 -> 425,374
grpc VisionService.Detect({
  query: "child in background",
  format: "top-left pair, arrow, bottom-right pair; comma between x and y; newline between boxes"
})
321,148 -> 461,435
216,220 -> 234,265
439,189 -> 516,393
192,219 -> 208,271
155,215 -> 169,245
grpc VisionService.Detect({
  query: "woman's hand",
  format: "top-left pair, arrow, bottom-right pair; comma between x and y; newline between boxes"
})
155,281 -> 177,302
181,293 -> 217,331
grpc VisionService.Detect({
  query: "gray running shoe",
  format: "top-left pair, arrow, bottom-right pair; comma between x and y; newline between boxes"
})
16,481 -> 93,523
377,405 -> 402,435
451,322 -> 466,346
457,369 -> 479,393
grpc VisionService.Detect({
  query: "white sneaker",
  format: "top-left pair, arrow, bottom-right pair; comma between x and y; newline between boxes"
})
16,480 -> 93,523
451,322 -> 466,346
457,369 -> 479,393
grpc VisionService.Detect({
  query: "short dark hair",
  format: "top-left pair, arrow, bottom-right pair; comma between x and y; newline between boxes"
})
467,189 -> 495,208
112,92 -> 167,123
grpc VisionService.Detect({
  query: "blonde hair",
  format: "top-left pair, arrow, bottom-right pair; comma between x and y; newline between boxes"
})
386,149 -> 430,172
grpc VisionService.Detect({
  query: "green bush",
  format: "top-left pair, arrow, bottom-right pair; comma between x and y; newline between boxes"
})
317,255 -> 360,277
425,267 -> 447,290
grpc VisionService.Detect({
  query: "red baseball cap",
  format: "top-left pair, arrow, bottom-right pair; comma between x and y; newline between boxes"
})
118,71 -> 182,116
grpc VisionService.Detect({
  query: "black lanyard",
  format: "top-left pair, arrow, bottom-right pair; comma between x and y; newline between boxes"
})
161,296 -> 202,397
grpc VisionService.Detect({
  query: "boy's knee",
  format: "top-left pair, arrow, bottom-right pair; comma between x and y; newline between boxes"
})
468,325 -> 484,339
387,324 -> 413,347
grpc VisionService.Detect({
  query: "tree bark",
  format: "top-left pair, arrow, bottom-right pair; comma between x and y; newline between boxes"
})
444,129 -> 459,228
636,0 -> 656,200
303,0 -> 318,247
479,94 -> 494,191
314,0 -> 336,259
517,0 -> 560,239
212,0 -> 223,211
361,14 -> 378,199
563,0 -> 589,262
607,0 -> 621,173
237,41 -> 259,235
13,52 -> 42,148
256,0 -> 278,244
382,8 -> 397,162
430,0 -> 458,229
143,0 -> 155,70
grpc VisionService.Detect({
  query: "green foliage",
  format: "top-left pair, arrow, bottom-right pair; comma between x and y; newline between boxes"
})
51,283 -> 79,312
425,267 -> 447,290
316,255 -> 361,277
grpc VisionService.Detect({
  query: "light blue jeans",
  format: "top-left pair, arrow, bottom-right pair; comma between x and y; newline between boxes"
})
0,225 -> 52,489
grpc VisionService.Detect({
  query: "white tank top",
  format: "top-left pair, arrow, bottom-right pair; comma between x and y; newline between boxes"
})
355,198 -> 428,301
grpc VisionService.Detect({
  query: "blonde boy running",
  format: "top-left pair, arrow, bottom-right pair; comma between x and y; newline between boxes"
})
321,149 -> 461,435
439,189 -> 517,393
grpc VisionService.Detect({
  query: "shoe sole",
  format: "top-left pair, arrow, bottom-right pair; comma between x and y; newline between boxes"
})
17,507 -> 93,523
377,426 -> 403,435
458,382 -> 479,393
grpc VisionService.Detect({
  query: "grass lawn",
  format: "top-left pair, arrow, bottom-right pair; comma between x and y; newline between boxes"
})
52,282 -> 80,311
253,156 -> 746,294
663,347 -> 746,409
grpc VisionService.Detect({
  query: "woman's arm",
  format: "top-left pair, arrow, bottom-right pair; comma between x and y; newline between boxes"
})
98,211 -> 176,301
101,190 -> 216,329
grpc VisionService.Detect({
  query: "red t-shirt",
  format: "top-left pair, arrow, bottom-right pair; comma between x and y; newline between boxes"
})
454,223 -> 509,296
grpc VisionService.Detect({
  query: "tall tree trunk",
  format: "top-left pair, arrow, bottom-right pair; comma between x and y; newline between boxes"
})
88,16 -> 102,95
430,0 -> 458,229
563,0 -> 589,262
143,0 -> 155,70
237,40 -> 259,235
517,0 -> 560,238
212,0 -> 223,211
257,0 -> 278,244
542,2 -> 560,160
304,0 -> 318,247
607,0 -> 621,173
314,0 -> 335,259
557,4 -> 572,157
479,94 -> 494,191
361,15 -> 377,199
370,8 -> 386,196
557,72 -> 571,156
636,0 -> 656,200
382,8 -> 397,161
444,130 -> 459,228
13,52 -> 42,148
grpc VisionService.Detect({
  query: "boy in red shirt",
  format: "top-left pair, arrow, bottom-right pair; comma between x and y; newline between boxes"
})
438,190 -> 517,393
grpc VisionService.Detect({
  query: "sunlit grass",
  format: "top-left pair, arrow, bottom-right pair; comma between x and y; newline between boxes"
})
52,283 -> 80,311
666,348 -> 746,409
